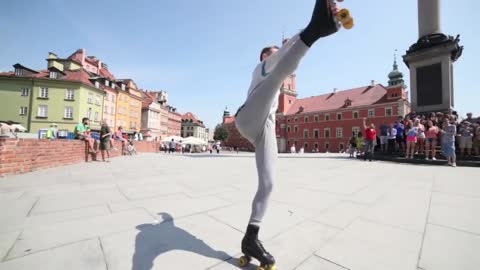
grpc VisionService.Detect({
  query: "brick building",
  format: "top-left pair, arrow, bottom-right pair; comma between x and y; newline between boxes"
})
222,57 -> 410,153
167,106 -> 182,137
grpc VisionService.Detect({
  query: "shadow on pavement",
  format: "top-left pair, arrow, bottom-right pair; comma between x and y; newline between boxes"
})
132,212 -> 240,270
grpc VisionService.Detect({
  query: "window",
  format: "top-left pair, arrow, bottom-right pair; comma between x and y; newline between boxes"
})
104,106 -> 109,114
19,106 -> 28,115
325,142 -> 330,150
95,96 -> 100,105
88,94 -> 93,104
304,129 -> 309,138
324,128 -> 330,138
118,95 -> 122,101
314,129 -> 319,139
287,119 -> 291,123
294,126 -> 299,133
111,107 -> 115,115
94,112 -> 99,121
368,109 -> 375,118
304,142 -> 309,149
339,143 -> 345,151
294,117 -> 298,122
304,116 -> 309,123
314,142 -> 319,150
352,127 -> 360,136
336,128 -> 343,138
288,100 -> 292,104
95,81 -> 100,88
325,114 -> 330,121
314,115 -> 319,122
49,71 -> 58,79
337,113 -> 342,120
21,88 -> 30,96
287,126 -> 291,133
105,80 -> 109,87
121,84 -> 126,90
15,68 -> 23,76
353,111 -> 359,119
39,87 -> 48,98
66,89 -> 75,100
385,107 -> 393,116
64,107 -> 73,119
87,108 -> 92,119
37,105 -> 48,117
125,96 -> 129,102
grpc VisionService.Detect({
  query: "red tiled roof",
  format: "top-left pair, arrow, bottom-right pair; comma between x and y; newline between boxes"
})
182,112 -> 205,127
100,68 -> 115,81
0,71 -> 14,76
286,84 -> 389,115
142,92 -> 155,108
224,116 -> 236,124
62,69 -> 96,87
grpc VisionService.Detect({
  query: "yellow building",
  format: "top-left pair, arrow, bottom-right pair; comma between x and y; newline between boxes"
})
114,79 -> 142,133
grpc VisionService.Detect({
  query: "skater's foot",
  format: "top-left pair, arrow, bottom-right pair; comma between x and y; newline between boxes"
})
300,0 -> 339,47
241,225 -> 275,268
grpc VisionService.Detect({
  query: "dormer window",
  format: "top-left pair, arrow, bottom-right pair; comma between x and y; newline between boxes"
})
15,68 -> 23,76
121,84 -> 126,91
95,81 -> 100,88
49,71 -> 58,79
105,80 -> 109,87
111,83 -> 115,89
344,99 -> 352,107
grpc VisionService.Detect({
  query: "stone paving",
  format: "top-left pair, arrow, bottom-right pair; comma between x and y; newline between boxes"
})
0,152 -> 479,270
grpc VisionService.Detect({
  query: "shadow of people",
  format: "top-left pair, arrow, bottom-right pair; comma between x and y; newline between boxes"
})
132,212 -> 240,270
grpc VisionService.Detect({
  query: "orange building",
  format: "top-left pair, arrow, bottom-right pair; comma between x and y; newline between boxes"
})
114,79 -> 142,132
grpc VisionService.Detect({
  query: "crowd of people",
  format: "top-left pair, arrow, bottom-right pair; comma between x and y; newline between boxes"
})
348,111 -> 480,167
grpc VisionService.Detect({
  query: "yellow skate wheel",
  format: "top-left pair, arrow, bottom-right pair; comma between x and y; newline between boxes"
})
258,265 -> 277,270
239,256 -> 250,267
342,17 -> 354,29
337,9 -> 351,23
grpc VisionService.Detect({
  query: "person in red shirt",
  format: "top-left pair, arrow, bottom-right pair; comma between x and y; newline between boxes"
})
363,118 -> 377,161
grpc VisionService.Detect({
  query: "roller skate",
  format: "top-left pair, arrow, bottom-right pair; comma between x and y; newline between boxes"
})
333,0 -> 354,29
238,225 -> 276,270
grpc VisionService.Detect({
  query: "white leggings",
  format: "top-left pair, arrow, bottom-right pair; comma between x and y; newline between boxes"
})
235,36 -> 309,226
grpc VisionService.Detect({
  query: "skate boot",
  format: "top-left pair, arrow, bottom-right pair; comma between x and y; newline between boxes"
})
239,224 -> 276,270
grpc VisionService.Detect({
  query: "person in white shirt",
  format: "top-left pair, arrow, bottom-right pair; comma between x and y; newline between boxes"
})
234,0 -> 341,268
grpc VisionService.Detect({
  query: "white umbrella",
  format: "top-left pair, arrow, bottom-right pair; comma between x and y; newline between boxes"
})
182,136 -> 207,145
161,136 -> 183,142
11,124 -> 27,132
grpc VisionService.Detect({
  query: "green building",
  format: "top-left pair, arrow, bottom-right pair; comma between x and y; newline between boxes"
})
0,53 -> 106,133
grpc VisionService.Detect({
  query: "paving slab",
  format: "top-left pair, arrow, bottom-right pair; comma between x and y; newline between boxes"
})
429,192 -> 480,235
0,239 -> 106,270
7,209 -> 154,260
419,224 -> 480,270
0,153 -> 478,269
316,219 -> 423,270
295,255 -> 349,270
101,214 -> 241,270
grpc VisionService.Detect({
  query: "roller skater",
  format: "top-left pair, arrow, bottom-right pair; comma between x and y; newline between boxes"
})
235,0 -> 352,269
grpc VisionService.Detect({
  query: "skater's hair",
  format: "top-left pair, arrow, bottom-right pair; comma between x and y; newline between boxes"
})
260,46 -> 280,61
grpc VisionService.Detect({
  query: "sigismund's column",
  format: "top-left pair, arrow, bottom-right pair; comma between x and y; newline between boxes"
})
403,0 -> 463,113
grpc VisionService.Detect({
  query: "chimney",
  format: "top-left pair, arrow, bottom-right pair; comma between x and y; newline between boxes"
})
371,80 -> 375,86
333,88 -> 337,93
48,52 -> 58,59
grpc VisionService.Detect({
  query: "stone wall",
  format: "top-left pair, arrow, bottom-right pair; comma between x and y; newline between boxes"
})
0,139 -> 160,177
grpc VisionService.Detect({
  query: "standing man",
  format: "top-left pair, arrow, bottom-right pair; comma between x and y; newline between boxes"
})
379,121 -> 389,152
169,139 -> 176,153
363,118 -> 377,161
234,0 -> 341,268
46,123 -> 58,140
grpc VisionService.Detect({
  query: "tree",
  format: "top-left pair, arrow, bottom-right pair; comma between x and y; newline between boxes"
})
213,124 -> 229,141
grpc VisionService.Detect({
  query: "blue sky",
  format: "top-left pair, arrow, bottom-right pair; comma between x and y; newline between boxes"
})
1,0 -> 478,128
